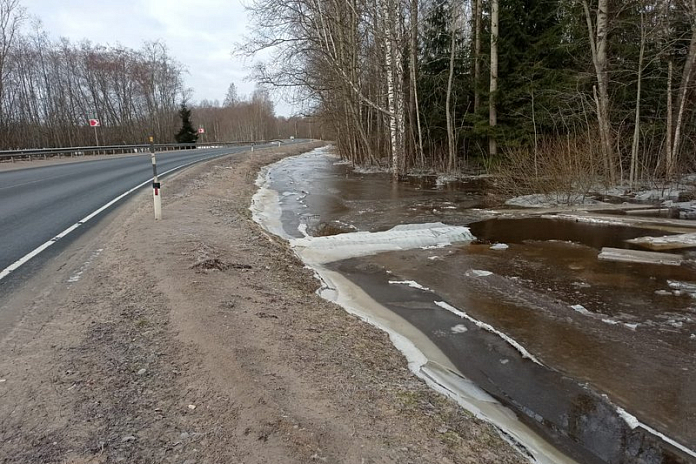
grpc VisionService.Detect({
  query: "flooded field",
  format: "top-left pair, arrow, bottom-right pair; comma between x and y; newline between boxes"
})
253,147 -> 696,464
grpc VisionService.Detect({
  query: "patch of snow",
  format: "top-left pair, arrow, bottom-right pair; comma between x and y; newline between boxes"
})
602,319 -> 620,325
465,269 -> 493,277
451,324 -> 468,334
354,165 -> 389,174
500,359 -> 510,365
389,280 -> 432,292
490,243 -> 509,250
634,189 -> 681,202
427,256 -> 441,261
597,186 -> 630,197
655,290 -> 673,296
436,175 -> 458,187
506,193 -> 605,208
623,323 -> 639,331
434,301 -> 543,366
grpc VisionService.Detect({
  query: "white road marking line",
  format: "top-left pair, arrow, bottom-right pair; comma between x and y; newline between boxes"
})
0,153 -> 228,282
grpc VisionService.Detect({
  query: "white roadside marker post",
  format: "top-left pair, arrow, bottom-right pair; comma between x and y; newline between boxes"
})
149,136 -> 162,220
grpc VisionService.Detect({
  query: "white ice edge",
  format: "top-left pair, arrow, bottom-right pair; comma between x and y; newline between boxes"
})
388,280 -> 432,292
616,407 -> 696,459
313,268 -> 572,464
434,301 -> 544,366
570,304 -> 592,316
250,150 -> 578,464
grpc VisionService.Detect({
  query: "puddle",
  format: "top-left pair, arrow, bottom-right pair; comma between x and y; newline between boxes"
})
252,147 -> 696,464
265,150 -> 496,239
331,256 -> 695,463
469,217 -> 676,250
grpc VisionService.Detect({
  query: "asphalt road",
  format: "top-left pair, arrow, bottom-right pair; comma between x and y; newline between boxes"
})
0,143 -> 275,290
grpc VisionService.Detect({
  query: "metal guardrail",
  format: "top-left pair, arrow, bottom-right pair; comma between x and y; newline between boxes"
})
0,140 -> 282,162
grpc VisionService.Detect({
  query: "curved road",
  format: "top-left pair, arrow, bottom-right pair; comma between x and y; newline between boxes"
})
0,144 -> 276,290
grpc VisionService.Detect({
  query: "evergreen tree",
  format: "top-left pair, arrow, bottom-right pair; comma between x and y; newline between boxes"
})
492,0 -> 577,146
418,0 -> 470,159
175,103 -> 199,143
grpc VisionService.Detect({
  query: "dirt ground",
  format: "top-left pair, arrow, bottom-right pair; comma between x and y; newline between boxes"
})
0,143 -> 525,464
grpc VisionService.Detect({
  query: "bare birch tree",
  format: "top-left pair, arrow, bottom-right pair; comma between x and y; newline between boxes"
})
583,0 -> 616,182
668,0 -> 696,177
489,0 -> 499,158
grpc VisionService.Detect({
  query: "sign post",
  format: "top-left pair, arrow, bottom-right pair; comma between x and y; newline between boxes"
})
89,119 -> 100,147
149,136 -> 162,220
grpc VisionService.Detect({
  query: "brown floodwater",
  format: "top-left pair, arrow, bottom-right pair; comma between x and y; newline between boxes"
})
266,150 -> 696,463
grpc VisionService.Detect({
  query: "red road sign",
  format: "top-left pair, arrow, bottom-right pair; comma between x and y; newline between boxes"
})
89,119 -> 101,127
198,127 -> 205,134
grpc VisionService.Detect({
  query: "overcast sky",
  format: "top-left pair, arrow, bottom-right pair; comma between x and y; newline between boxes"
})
23,0 -> 295,116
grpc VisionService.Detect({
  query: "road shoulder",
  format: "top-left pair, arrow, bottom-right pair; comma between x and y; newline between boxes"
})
0,142 -> 524,464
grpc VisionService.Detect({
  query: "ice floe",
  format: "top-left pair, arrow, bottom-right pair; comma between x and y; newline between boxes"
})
465,269 -> 493,277
627,232 -> 696,251
451,324 -> 468,334
570,304 -> 592,316
668,280 -> 696,298
490,243 -> 509,250
291,222 -> 474,264
598,247 -> 683,266
297,222 -> 310,238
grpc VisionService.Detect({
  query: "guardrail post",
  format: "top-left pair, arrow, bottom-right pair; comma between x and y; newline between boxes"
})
150,136 -> 162,220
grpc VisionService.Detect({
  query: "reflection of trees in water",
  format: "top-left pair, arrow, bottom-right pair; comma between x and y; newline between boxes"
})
565,393 -> 684,464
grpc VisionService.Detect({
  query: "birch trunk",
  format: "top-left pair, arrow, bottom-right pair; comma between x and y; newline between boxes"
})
583,0 -> 615,182
382,0 -> 400,177
669,0 -> 696,177
489,0 -> 499,158
473,0 -> 482,112
630,12 -> 645,188
665,59 -> 673,175
409,0 -> 425,167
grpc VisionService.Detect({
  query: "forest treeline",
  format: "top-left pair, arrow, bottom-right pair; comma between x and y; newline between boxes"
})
245,0 -> 696,186
0,0 -> 316,149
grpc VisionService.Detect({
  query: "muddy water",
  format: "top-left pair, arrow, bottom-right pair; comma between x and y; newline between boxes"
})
263,149 -> 696,463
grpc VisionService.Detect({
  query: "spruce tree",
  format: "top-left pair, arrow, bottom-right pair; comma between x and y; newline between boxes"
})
175,103 -> 199,143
